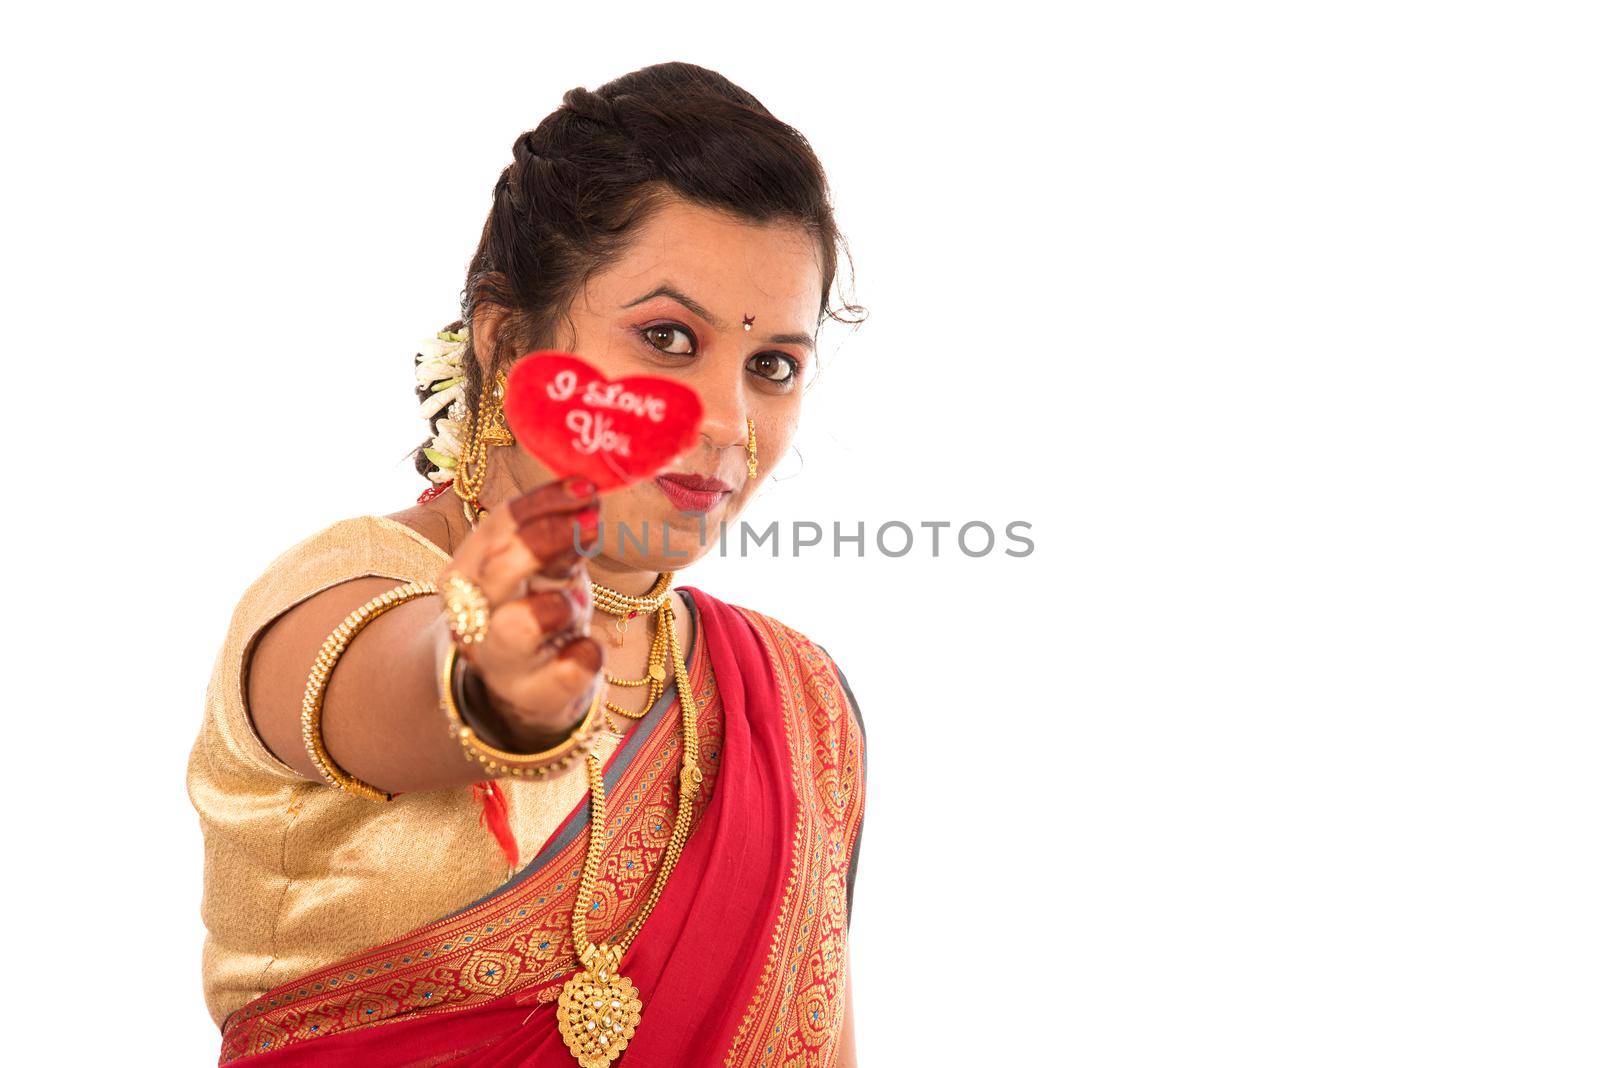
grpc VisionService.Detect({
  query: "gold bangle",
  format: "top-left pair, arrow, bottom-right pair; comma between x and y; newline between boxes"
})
439,641 -> 605,778
300,580 -> 439,802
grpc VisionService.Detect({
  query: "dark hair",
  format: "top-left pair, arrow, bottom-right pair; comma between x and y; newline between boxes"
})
412,61 -> 864,481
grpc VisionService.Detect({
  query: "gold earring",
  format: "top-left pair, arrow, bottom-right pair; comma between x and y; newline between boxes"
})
746,417 -> 759,480
454,368 -> 513,524
480,369 -> 514,447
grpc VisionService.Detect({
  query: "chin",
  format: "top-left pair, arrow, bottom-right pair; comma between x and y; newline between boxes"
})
605,536 -> 717,572
597,497 -> 728,571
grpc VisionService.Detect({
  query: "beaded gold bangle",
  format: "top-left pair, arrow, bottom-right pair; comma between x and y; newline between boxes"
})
440,641 -> 606,778
301,580 -> 440,802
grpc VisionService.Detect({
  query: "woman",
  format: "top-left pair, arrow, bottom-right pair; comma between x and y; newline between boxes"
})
188,62 -> 868,1067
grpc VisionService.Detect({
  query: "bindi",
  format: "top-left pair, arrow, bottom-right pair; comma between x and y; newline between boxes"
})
742,313 -> 755,332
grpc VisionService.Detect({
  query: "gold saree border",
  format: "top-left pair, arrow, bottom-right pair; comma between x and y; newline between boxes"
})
722,609 -> 868,1068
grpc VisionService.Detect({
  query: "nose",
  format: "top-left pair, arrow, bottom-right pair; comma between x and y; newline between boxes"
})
694,373 -> 749,452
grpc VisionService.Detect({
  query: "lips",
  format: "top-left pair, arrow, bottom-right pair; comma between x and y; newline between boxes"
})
655,473 -> 733,514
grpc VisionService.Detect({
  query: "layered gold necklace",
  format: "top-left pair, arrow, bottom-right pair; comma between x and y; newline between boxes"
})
557,572 -> 700,1067
592,571 -> 674,736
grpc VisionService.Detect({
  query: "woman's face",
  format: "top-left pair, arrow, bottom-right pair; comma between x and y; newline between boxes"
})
480,195 -> 824,573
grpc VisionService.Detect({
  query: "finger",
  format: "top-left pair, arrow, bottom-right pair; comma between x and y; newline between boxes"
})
448,476 -> 596,577
520,562 -> 596,639
563,566 -> 595,635
506,476 -> 597,524
489,636 -> 607,728
518,508 -> 600,578
474,590 -> 580,663
477,506 -> 598,606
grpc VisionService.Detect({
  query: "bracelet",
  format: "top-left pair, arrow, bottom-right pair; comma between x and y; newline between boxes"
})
439,641 -> 605,779
301,580 -> 440,802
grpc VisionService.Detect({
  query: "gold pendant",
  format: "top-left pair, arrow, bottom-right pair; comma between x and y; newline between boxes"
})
557,945 -> 642,1067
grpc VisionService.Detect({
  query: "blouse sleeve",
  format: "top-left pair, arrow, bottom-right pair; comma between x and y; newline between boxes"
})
197,515 -> 451,782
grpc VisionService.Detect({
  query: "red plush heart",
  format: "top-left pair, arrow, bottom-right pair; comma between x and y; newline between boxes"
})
501,351 -> 704,491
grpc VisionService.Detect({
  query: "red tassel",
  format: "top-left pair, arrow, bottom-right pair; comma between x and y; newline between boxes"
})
416,480 -> 453,505
472,781 -> 518,871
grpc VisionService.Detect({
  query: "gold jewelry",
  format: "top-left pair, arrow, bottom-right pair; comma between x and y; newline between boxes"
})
301,580 -> 440,802
600,601 -> 670,733
454,367 -> 513,525
745,417 -> 758,480
441,572 -> 491,646
589,572 -> 674,645
588,572 -> 673,616
440,641 -> 606,778
558,594 -> 701,1066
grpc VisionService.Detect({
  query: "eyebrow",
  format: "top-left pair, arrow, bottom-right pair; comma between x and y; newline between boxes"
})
622,282 -> 815,351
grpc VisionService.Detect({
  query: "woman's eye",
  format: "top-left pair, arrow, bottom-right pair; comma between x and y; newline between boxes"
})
748,352 -> 798,384
641,324 -> 696,355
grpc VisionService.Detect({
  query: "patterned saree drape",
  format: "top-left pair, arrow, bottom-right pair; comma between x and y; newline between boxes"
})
217,588 -> 864,1068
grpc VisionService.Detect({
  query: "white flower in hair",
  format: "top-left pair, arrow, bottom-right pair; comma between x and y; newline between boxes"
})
415,326 -> 471,484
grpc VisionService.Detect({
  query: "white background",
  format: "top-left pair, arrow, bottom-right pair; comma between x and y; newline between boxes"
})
4,3 -> 1596,1065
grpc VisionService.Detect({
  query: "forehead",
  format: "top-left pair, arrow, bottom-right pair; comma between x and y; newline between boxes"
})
581,196 -> 823,324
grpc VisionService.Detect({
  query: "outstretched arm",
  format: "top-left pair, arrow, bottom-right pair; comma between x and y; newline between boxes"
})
246,477 -> 605,795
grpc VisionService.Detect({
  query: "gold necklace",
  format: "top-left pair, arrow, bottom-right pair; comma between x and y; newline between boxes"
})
557,593 -> 701,1067
598,604 -> 669,734
589,572 -> 674,645
589,573 -> 674,735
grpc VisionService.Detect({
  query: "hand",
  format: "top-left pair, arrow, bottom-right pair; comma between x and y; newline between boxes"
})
435,475 -> 604,751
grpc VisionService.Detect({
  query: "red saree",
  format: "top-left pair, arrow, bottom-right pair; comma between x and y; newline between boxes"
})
218,588 -> 866,1067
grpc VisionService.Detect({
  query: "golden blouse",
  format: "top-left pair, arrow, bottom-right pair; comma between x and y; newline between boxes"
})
185,514 -> 625,1029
